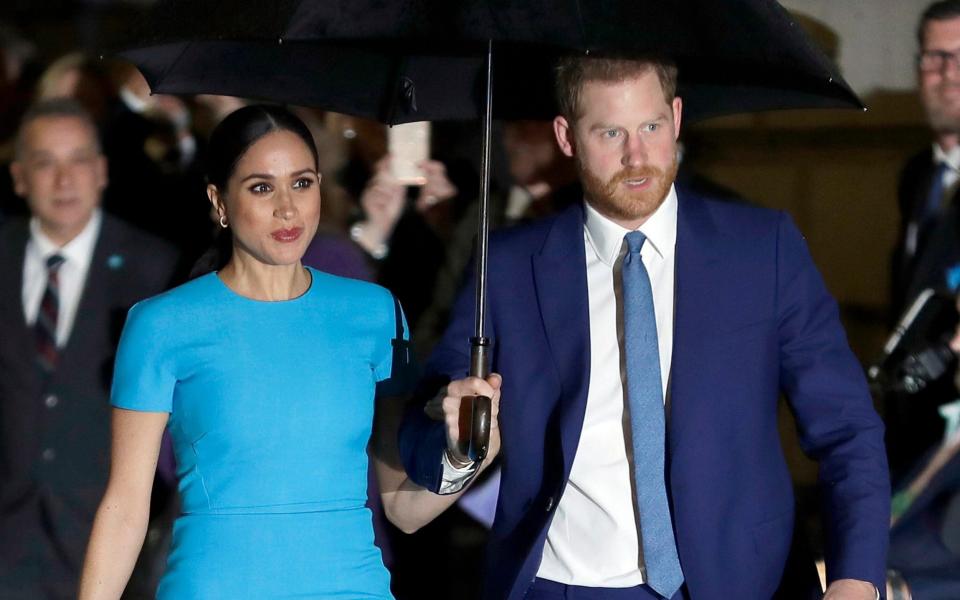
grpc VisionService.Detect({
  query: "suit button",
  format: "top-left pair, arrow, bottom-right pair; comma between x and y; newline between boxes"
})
42,448 -> 56,462
44,394 -> 58,408
545,496 -> 555,512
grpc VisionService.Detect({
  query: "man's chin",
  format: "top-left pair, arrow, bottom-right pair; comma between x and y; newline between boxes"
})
590,192 -> 667,224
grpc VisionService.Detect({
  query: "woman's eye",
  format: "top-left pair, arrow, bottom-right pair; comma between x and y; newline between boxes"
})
293,177 -> 313,189
250,182 -> 271,194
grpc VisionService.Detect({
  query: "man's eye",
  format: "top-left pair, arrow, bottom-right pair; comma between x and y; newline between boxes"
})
644,123 -> 660,133
602,129 -> 620,139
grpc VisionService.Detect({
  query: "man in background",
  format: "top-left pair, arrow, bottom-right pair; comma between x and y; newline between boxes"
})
889,0 -> 960,479
0,98 -> 177,599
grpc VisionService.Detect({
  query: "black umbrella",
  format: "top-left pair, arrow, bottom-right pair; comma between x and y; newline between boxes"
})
119,0 -> 861,123
115,0 -> 864,463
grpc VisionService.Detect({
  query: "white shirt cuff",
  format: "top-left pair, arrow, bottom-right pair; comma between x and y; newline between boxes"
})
438,450 -> 478,494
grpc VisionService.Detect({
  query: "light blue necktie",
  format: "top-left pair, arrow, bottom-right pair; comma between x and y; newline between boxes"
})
622,231 -> 684,598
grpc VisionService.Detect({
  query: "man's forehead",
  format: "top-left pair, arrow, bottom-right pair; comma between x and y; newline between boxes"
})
924,17 -> 960,47
24,115 -> 96,139
578,78 -> 670,114
22,116 -> 98,149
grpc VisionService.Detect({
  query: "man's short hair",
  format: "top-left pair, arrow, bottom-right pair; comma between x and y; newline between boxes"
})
554,55 -> 678,123
14,98 -> 101,159
918,0 -> 960,47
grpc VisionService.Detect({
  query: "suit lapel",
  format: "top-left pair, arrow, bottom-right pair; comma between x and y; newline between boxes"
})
60,216 -> 123,364
669,192 -> 724,455
531,203 -> 592,478
0,220 -> 42,398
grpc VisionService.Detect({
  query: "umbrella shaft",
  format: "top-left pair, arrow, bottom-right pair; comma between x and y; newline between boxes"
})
474,40 -> 493,339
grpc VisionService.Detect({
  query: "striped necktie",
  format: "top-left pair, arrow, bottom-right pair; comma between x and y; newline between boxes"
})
622,231 -> 684,598
35,253 -> 66,377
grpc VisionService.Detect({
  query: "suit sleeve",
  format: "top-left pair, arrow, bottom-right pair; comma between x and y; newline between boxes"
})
775,211 -> 890,590
398,257 -> 478,493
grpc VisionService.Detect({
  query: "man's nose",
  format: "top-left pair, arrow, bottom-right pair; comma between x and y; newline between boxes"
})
53,163 -> 73,189
621,135 -> 647,168
941,52 -> 960,80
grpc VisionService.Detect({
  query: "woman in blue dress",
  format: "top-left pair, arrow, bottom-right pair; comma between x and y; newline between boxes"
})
78,105 -> 501,599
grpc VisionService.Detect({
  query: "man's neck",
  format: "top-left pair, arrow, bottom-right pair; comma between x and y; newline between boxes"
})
38,221 -> 90,248
935,132 -> 960,153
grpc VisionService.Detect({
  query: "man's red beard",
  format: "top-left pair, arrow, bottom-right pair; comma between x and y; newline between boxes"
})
578,156 -> 678,224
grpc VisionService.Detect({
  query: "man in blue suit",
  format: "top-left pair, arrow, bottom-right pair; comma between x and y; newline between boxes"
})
399,56 -> 889,600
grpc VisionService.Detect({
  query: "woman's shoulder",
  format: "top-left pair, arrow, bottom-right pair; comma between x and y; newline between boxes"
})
127,272 -> 222,325
308,268 -> 394,305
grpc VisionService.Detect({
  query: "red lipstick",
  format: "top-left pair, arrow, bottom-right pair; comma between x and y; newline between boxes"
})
271,227 -> 303,242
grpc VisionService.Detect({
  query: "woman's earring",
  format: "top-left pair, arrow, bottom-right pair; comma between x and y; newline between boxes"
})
219,214 -> 228,229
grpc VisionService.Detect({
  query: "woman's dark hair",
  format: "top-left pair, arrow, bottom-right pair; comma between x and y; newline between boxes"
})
190,104 -> 320,277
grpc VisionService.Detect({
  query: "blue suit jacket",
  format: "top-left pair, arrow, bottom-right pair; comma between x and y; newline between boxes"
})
400,190 -> 890,600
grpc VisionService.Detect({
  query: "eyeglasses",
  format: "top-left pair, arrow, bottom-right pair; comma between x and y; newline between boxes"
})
918,49 -> 960,73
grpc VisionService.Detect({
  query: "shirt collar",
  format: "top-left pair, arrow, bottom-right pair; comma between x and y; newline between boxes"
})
29,209 -> 103,268
933,143 -> 960,172
584,185 -> 678,267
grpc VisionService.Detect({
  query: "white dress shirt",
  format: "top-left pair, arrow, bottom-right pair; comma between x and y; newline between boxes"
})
932,142 -> 960,202
22,210 -> 102,347
537,186 -> 677,587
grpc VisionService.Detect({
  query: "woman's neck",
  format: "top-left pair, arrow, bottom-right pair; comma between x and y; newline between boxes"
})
218,255 -> 310,301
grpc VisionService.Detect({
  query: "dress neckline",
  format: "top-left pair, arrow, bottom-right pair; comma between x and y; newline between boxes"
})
212,267 -> 315,304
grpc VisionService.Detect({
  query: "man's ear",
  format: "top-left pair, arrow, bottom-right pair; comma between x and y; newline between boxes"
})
95,154 -> 108,194
9,161 -> 25,198
553,116 -> 576,158
672,96 -> 683,140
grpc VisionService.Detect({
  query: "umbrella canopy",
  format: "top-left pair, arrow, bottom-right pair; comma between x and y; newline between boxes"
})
117,0 -> 863,125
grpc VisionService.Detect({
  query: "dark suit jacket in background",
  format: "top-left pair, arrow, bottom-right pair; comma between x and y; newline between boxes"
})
887,148 -> 960,481
892,147 -> 960,317
400,189 -> 890,600
0,214 -> 177,599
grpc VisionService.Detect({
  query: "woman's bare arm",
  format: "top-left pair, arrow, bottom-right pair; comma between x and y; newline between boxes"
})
78,408 -> 168,600
372,375 -> 501,533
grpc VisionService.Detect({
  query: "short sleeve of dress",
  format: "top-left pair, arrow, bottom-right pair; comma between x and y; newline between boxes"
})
110,300 -> 177,413
374,293 -> 418,397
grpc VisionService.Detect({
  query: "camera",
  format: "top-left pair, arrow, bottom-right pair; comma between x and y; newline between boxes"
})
868,288 -> 958,394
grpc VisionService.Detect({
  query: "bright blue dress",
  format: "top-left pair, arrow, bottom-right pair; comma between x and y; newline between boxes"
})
111,268 -> 412,599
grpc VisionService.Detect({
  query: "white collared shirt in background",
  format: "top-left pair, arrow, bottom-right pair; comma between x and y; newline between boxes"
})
22,209 -> 102,347
537,186 -> 678,587
933,142 -> 960,204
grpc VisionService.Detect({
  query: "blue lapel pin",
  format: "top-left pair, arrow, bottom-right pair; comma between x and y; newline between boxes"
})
107,254 -> 124,270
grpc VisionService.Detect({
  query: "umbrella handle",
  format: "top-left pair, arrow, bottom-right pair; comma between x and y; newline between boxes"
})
458,336 -> 492,463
